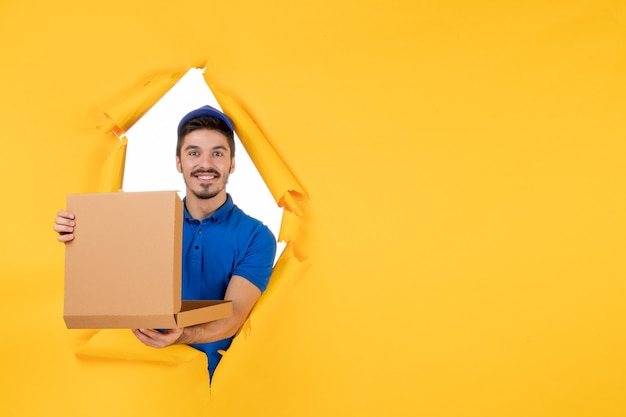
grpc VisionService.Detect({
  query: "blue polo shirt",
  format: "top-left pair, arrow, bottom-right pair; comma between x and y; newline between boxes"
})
181,194 -> 276,377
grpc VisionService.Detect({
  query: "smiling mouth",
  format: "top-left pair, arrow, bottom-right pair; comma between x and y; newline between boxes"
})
197,174 -> 216,180
193,170 -> 219,182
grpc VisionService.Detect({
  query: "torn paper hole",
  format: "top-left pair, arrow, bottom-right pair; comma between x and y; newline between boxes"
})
121,68 -> 285,262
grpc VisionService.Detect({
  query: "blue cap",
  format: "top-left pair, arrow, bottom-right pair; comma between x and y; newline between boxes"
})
177,105 -> 234,136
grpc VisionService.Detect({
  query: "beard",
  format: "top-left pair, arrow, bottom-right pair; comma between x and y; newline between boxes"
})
189,184 -> 223,200
190,187 -> 220,200
185,166 -> 231,200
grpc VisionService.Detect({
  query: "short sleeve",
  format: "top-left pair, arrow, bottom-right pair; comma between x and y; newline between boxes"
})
233,224 -> 277,292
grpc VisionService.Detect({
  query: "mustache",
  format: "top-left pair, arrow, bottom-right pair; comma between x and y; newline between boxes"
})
191,168 -> 220,177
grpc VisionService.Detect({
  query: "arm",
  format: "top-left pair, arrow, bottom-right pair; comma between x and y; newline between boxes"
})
134,221 -> 276,349
54,210 -> 76,242
132,275 -> 262,348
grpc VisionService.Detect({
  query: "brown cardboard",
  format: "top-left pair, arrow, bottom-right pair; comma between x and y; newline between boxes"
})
63,191 -> 232,329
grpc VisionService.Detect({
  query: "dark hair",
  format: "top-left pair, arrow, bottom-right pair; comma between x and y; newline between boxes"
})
176,116 -> 235,158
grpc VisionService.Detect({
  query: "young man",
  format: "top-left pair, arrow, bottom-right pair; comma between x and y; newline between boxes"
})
54,105 -> 277,378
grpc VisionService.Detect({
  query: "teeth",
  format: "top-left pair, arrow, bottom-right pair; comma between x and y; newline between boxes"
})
198,175 -> 214,180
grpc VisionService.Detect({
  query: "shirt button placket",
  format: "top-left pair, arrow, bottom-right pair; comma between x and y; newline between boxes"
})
195,225 -> 205,250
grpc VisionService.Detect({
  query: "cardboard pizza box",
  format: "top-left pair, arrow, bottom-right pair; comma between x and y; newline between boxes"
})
63,191 -> 232,329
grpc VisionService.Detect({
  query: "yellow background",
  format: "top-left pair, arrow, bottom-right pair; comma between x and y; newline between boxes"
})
1,1 -> 625,416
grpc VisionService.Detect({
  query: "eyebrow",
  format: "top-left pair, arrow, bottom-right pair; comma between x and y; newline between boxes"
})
183,144 -> 229,152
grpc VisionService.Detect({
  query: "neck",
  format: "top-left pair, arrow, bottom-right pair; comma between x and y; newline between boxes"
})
184,190 -> 228,221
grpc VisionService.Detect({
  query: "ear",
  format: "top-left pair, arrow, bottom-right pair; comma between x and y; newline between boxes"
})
229,157 -> 236,174
176,156 -> 182,173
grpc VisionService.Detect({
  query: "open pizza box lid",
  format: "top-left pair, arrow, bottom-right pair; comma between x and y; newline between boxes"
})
63,191 -> 232,329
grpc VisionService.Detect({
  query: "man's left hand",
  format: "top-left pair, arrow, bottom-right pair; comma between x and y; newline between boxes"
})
132,328 -> 184,348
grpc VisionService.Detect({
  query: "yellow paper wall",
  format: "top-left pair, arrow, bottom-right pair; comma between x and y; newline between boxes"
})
1,1 -> 625,416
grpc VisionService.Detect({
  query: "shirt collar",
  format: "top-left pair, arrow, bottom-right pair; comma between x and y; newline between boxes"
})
183,193 -> 234,224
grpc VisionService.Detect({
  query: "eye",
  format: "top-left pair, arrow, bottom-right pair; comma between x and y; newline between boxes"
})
213,151 -> 224,157
188,151 -> 199,156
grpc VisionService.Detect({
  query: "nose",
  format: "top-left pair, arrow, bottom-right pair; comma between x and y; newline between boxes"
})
197,153 -> 214,169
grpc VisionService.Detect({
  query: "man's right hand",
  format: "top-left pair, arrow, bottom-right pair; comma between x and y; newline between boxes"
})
54,210 -> 76,243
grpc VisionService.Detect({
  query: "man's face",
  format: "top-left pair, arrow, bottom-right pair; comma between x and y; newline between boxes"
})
176,129 -> 235,200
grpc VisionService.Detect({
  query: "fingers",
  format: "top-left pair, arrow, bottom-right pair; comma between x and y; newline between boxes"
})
57,210 -> 75,220
54,210 -> 76,242
132,328 -> 184,348
56,233 -> 74,243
